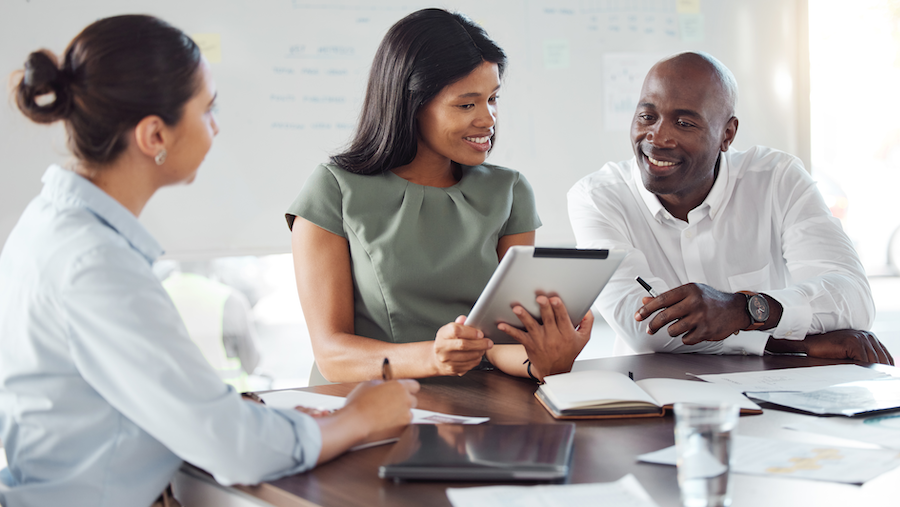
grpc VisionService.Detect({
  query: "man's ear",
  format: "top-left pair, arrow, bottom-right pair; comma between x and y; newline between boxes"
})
133,115 -> 167,161
720,116 -> 739,152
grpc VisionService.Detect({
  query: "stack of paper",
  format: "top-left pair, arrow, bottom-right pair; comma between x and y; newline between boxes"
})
693,365 -> 898,416
785,413 -> 900,450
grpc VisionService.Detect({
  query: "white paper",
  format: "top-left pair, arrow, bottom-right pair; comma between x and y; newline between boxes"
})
258,390 -> 490,425
446,473 -> 659,507
638,435 -> 900,484
748,379 -> 900,415
785,413 -> 900,450
692,365 -> 890,393
635,378 -> 761,412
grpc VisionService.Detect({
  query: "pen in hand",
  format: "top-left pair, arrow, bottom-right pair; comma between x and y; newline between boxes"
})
241,391 -> 265,405
635,276 -> 659,298
382,357 -> 393,381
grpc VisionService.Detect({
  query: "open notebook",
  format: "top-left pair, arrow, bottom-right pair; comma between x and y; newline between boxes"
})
535,370 -> 762,419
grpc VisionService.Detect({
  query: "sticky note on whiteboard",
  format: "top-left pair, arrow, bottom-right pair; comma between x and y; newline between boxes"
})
679,14 -> 705,42
676,0 -> 701,14
192,33 -> 222,63
543,40 -> 570,70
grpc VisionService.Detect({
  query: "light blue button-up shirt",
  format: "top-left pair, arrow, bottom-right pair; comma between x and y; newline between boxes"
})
0,166 -> 322,507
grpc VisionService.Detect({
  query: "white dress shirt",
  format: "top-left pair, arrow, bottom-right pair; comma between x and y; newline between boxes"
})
0,166 -> 322,507
568,146 -> 874,356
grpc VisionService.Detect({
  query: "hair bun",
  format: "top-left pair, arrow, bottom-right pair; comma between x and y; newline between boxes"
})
16,50 -> 73,123
24,51 -> 60,89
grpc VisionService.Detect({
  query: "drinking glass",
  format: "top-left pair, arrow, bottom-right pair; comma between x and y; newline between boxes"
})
673,402 -> 740,507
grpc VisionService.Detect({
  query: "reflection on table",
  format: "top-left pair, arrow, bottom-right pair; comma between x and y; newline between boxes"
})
174,353 -> 900,507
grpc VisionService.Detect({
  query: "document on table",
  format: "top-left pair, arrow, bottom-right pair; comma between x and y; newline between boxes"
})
259,390 -> 490,425
260,390 -> 490,451
638,435 -> 900,484
747,378 -> 900,416
785,412 -> 900,450
445,473 -> 659,507
692,364 -> 890,393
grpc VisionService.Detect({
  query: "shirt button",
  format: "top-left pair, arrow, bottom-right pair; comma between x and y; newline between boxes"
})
786,331 -> 792,337
741,349 -> 748,356
685,230 -> 694,239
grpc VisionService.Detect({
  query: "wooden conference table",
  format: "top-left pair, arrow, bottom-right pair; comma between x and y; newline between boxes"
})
175,354 -> 900,507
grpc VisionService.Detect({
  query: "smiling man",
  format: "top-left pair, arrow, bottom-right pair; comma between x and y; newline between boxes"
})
568,52 -> 893,364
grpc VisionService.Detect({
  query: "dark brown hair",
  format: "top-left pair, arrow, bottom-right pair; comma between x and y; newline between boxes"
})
14,14 -> 202,165
331,8 -> 507,175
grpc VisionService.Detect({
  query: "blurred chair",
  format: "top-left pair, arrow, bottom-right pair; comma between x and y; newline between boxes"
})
162,271 -> 261,393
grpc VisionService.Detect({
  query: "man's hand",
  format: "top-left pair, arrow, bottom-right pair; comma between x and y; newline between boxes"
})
635,283 -> 752,345
766,330 -> 894,365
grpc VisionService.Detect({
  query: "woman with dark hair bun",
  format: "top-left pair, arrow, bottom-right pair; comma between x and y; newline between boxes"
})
0,14 -> 418,507
288,8 -> 592,385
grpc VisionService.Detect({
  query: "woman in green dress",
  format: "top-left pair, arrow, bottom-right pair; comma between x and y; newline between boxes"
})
287,8 -> 591,384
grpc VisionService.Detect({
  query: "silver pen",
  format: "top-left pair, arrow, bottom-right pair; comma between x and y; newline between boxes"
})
635,276 -> 659,298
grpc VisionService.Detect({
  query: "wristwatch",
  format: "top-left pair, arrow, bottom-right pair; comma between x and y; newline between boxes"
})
737,290 -> 769,331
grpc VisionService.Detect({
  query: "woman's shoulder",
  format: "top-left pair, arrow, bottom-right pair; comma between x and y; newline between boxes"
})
464,163 -> 527,185
311,162 -> 399,187
309,162 -> 348,183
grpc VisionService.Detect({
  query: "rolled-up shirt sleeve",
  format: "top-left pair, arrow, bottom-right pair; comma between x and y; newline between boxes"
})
763,156 -> 874,338
61,244 -> 322,485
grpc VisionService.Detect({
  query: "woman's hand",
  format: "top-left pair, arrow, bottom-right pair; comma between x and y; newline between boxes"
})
497,296 -> 592,381
313,379 -> 420,464
431,315 -> 494,376
343,379 -> 420,442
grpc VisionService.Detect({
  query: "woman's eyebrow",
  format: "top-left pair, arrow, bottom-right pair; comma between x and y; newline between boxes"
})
455,86 -> 501,99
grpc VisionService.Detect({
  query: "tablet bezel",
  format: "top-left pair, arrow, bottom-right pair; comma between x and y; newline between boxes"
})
466,246 -> 625,345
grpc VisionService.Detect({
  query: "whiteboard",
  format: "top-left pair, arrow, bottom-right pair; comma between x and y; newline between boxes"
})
0,0 -> 809,259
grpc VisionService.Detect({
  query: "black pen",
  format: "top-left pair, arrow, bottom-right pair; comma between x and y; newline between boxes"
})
635,276 -> 659,298
382,357 -> 393,381
241,391 -> 265,405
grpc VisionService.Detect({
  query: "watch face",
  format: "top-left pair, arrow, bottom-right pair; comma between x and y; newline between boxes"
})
749,295 -> 769,322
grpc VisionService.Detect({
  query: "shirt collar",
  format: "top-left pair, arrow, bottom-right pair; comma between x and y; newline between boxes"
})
40,165 -> 164,264
632,158 -> 666,220
705,153 -> 729,219
632,153 -> 730,222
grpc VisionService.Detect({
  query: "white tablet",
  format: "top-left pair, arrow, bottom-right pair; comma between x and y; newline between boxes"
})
466,246 -> 625,345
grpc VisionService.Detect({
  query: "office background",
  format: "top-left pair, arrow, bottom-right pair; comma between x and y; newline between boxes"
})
0,0 -> 808,258
5,0 -> 900,388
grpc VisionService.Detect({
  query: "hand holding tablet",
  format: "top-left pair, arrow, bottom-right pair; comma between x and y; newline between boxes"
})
466,246 -> 625,345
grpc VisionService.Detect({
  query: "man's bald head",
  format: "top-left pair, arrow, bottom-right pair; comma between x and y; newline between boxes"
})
652,52 -> 738,120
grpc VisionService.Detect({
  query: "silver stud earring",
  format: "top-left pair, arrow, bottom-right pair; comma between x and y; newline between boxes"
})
155,149 -> 167,165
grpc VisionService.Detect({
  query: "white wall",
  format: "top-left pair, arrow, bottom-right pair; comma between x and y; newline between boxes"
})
0,0 -> 809,258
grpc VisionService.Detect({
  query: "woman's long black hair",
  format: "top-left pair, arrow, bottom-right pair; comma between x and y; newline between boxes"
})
331,8 -> 506,175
